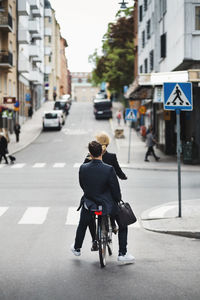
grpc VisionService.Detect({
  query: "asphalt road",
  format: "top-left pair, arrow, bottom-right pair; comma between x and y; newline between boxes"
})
0,102 -> 200,300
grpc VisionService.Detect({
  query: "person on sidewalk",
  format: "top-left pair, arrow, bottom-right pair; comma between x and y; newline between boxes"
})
145,128 -> 160,162
84,132 -> 127,250
71,141 -> 135,263
14,122 -> 21,142
116,110 -> 122,126
0,132 -> 9,164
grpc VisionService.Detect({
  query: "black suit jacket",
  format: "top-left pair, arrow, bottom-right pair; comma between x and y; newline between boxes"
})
84,151 -> 127,180
79,159 -> 121,215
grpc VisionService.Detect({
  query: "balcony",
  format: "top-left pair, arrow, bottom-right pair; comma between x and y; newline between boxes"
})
44,65 -> 52,74
29,20 -> 39,34
31,33 -> 42,40
18,55 -> 29,73
44,8 -> 52,17
18,29 -> 30,44
45,46 -> 51,56
29,0 -> 40,10
0,12 -> 13,32
18,0 -> 30,16
32,56 -> 42,63
32,8 -> 42,17
29,70 -> 43,84
29,45 -> 40,57
0,51 -> 13,68
44,27 -> 52,36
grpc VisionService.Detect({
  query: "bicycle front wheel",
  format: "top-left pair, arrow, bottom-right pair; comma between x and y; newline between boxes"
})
98,216 -> 107,268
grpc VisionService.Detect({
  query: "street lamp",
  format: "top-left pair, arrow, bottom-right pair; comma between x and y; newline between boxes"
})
118,0 -> 128,9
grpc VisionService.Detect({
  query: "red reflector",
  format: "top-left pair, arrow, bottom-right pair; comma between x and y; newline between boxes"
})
94,211 -> 102,215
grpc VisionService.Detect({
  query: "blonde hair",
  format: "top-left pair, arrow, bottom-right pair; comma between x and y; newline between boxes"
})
95,132 -> 110,146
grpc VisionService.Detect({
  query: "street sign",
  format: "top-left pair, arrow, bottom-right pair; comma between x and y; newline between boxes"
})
25,93 -> 31,102
125,108 -> 137,121
3,97 -> 16,104
164,82 -> 192,111
138,106 -> 146,115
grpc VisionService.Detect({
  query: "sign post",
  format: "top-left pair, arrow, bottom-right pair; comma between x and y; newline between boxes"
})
125,108 -> 137,163
164,82 -> 193,217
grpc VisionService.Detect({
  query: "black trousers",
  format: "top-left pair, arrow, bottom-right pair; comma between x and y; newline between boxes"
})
145,146 -> 158,160
0,154 -> 8,164
74,207 -> 128,255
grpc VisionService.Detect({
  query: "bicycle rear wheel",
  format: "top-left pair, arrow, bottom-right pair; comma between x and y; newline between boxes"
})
98,216 -> 107,268
107,217 -> 113,256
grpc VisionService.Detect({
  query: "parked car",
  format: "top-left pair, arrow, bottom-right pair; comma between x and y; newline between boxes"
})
42,111 -> 62,130
54,99 -> 70,115
93,99 -> 112,120
56,110 -> 66,125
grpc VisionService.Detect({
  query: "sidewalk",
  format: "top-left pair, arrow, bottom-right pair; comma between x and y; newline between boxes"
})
9,101 -> 53,155
111,101 -> 200,239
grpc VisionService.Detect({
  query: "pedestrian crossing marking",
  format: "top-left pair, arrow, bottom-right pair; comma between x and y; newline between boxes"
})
65,207 -> 80,225
53,163 -> 66,168
0,165 -> 5,168
18,207 -> 49,224
33,163 -> 46,168
11,163 -> 25,169
0,207 -> 9,217
73,163 -> 81,168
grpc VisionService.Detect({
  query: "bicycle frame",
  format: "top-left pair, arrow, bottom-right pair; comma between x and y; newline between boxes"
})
93,206 -> 113,268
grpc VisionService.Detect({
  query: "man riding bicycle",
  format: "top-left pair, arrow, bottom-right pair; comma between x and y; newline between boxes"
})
71,141 -> 134,263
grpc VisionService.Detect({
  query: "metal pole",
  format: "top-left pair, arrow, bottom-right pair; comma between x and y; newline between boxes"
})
176,109 -> 182,217
127,121 -> 132,163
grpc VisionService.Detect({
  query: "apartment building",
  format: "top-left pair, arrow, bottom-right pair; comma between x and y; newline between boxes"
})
60,37 -> 68,96
127,0 -> 200,157
18,0 -> 44,121
0,0 -> 17,130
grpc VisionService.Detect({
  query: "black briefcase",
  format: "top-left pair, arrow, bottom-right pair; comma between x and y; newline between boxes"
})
117,201 -> 137,227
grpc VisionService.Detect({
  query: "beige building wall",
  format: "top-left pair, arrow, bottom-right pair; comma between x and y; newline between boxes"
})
74,86 -> 99,102
60,37 -> 68,96
0,0 -> 17,107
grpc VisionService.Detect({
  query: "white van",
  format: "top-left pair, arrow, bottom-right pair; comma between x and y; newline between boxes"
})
42,111 -> 62,130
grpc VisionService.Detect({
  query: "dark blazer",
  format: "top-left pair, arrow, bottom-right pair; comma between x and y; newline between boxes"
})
0,135 -> 8,155
79,159 -> 121,215
84,151 -> 127,180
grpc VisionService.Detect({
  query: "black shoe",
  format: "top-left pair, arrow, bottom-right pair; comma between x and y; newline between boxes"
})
91,240 -> 98,251
144,159 -> 149,162
112,226 -> 118,235
156,157 -> 160,161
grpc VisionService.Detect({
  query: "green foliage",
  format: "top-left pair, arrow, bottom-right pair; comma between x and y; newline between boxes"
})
89,7 -> 134,94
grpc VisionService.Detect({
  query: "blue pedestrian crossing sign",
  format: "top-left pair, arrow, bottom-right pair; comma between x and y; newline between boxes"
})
125,109 -> 137,121
164,82 -> 193,111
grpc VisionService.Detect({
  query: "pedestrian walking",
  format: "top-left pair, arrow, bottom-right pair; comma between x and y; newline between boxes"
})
28,106 -> 33,118
144,128 -> 160,162
14,122 -> 21,142
71,141 -> 135,263
0,132 -> 9,164
53,91 -> 57,101
116,110 -> 122,126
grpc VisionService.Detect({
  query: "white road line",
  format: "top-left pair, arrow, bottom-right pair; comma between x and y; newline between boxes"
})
53,163 -> 66,168
18,207 -> 49,225
73,163 -> 81,168
0,207 -> 9,217
148,205 -> 176,219
65,207 -> 80,225
129,221 -> 141,228
32,163 -> 46,168
11,163 -> 25,169
0,165 -> 5,168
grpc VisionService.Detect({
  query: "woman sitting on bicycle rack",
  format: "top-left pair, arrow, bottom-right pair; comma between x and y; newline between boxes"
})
71,140 -> 135,263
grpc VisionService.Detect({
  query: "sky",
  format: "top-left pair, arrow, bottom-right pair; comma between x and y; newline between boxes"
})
50,0 -> 131,73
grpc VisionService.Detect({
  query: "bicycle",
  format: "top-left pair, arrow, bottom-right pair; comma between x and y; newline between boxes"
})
92,206 -> 113,268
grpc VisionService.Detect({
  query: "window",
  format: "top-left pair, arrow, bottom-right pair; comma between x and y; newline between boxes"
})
48,17 -> 52,23
144,58 -> 148,73
44,74 -> 49,82
48,36 -> 51,43
149,50 -> 154,71
4,74 -> 7,93
139,5 -> 143,22
159,0 -> 167,19
144,0 -> 148,11
140,65 -> 143,73
147,20 -> 151,39
0,74 -> 2,92
142,30 -> 145,48
160,33 -> 166,58
49,55 -> 51,62
195,6 -> 200,30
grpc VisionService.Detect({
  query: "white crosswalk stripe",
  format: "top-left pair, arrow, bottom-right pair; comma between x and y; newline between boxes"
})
0,206 -> 141,228
0,207 -> 9,217
73,163 -> 81,168
32,163 -> 46,168
18,207 -> 49,224
0,164 -> 5,168
11,163 -> 25,169
53,163 -> 66,168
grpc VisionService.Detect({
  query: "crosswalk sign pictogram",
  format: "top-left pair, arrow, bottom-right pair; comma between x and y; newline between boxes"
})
164,82 -> 193,111
125,109 -> 137,121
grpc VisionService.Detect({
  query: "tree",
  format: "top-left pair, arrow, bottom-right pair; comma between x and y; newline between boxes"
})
89,7 -> 134,95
